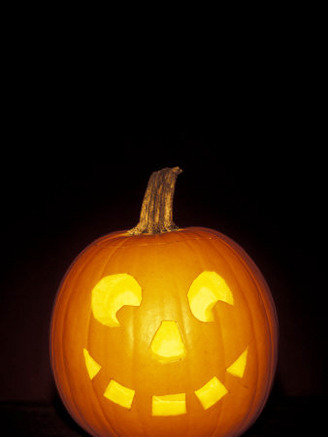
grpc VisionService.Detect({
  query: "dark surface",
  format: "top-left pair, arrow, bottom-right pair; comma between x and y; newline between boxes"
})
1,396 -> 325,436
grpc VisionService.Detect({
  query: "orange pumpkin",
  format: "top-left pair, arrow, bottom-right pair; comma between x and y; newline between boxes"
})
50,167 -> 278,437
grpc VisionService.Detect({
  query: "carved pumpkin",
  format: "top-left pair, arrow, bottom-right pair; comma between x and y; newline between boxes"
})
50,167 -> 278,437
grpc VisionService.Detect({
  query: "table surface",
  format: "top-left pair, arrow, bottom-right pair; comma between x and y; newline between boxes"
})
0,396 -> 325,436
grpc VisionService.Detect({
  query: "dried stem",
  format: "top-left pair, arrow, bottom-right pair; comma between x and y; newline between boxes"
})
129,167 -> 182,235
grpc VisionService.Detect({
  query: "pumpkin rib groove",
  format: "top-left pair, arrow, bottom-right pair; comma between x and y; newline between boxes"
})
213,314 -> 227,437
88,236 -> 130,437
175,237 -> 198,436
173,238 -> 194,437
203,244 -> 229,436
66,244 -> 121,437
88,278 -> 112,435
233,258 -> 269,433
243,262 -> 278,405
86,307 -> 114,436
227,244 -> 275,432
243,278 -> 276,428
60,258 -> 95,432
130,244 -> 148,437
76,256 -> 115,437
216,237 -> 277,428
58,249 -> 101,436
207,232 -> 265,436
209,239 -> 236,436
80,250 -> 115,437
184,235 -> 225,437
239,290 -> 261,435
131,243 -> 153,437
234,264 -> 261,434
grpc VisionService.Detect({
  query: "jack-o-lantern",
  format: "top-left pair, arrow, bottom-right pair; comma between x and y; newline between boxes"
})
50,167 -> 278,437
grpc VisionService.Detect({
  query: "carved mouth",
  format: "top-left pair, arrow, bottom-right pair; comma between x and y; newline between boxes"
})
83,347 -> 248,416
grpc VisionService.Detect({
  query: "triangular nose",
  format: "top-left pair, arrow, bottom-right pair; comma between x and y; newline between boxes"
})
151,321 -> 186,363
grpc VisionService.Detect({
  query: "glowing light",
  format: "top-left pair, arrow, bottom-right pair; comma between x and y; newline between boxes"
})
83,348 -> 101,380
227,347 -> 248,378
188,271 -> 234,322
195,376 -> 228,410
91,273 -> 142,327
103,379 -> 135,409
152,393 -> 186,416
151,321 -> 186,362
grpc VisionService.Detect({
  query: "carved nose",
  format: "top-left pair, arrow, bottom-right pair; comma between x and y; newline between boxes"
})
151,320 -> 186,363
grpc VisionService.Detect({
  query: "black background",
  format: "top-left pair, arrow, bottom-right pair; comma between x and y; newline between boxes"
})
0,15 -> 327,435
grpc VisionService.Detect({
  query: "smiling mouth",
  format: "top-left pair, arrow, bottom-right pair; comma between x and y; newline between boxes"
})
83,347 -> 248,416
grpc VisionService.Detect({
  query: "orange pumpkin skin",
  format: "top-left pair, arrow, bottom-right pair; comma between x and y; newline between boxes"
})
50,226 -> 278,437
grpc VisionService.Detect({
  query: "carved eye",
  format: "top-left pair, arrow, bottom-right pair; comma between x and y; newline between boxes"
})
91,273 -> 142,327
187,271 -> 234,322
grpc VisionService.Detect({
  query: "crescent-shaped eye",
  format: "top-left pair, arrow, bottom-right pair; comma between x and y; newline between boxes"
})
91,273 -> 142,327
187,271 -> 234,322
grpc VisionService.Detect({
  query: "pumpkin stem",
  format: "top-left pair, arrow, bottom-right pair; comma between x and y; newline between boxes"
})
129,167 -> 182,235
